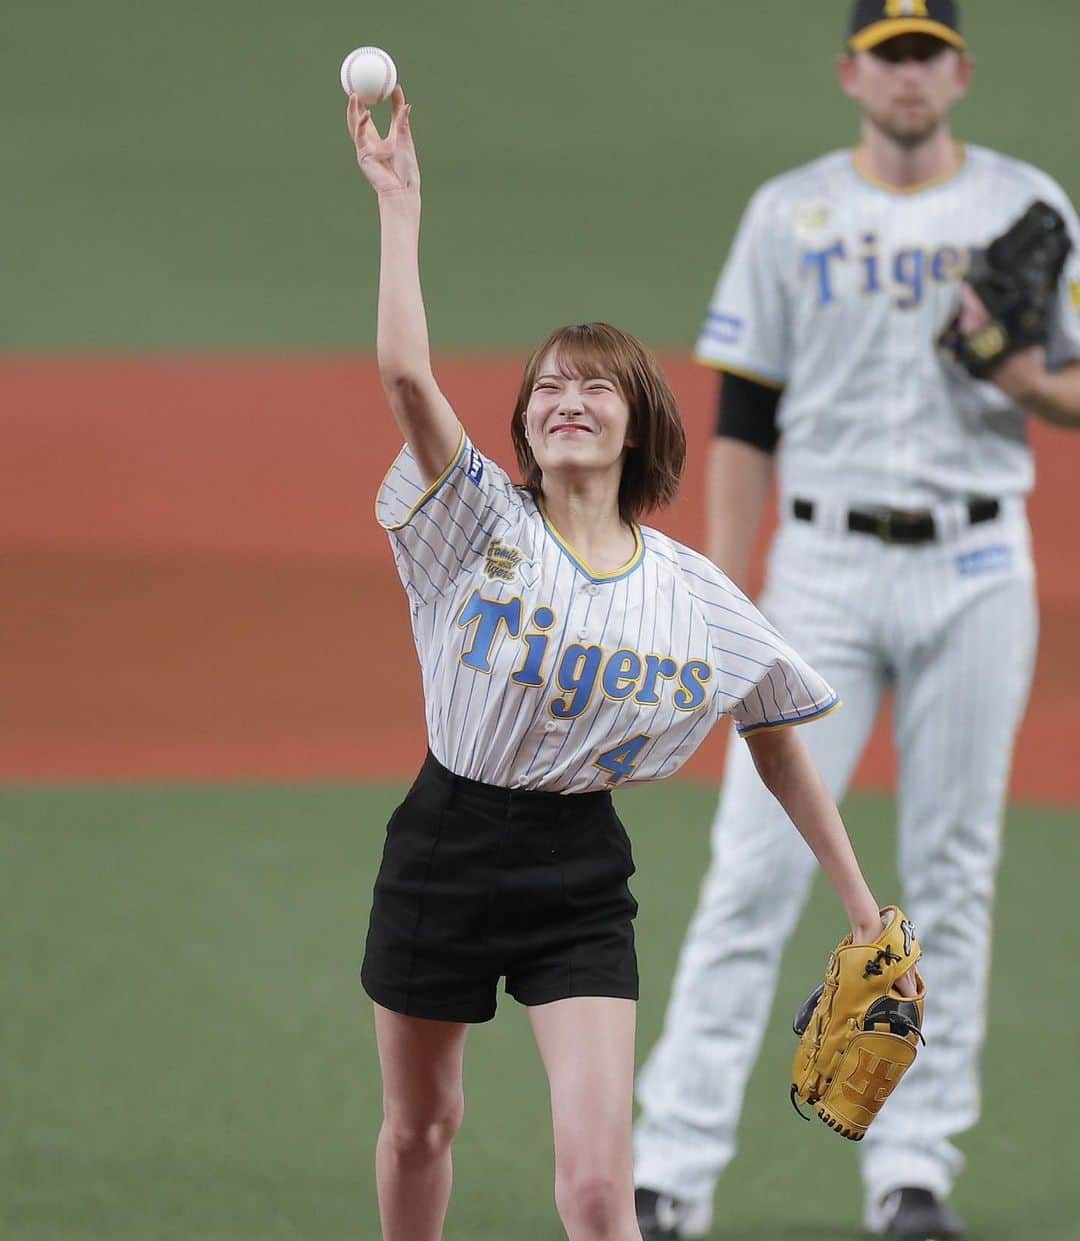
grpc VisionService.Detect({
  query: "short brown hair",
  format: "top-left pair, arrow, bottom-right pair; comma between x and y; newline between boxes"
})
510,323 -> 686,524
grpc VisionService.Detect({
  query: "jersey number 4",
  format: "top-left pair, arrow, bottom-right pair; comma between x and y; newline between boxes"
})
593,734 -> 652,787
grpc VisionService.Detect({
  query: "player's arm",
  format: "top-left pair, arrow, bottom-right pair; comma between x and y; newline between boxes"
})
986,355 -> 1080,428
347,87 -> 462,484
697,187 -> 789,582
957,268 -> 1080,428
707,372 -> 779,587
745,726 -> 915,991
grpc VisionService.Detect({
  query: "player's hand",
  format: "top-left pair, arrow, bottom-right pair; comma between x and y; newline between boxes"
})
956,281 -> 991,336
957,283 -> 1048,403
347,86 -> 420,201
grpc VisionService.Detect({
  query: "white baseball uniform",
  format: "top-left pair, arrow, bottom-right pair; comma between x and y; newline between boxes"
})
634,144 -> 1080,1231
377,432 -> 838,794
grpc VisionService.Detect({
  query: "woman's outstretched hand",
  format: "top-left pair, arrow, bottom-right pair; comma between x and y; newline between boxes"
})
346,86 -> 419,201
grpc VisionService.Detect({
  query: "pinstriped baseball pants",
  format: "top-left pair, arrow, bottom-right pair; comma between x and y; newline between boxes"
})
633,504 -> 1037,1225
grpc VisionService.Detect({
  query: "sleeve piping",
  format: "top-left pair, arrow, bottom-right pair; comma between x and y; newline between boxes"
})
735,693 -> 842,737
692,356 -> 787,390
375,427 -> 469,532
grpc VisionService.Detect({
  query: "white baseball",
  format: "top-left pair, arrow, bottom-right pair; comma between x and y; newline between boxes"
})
339,46 -> 398,106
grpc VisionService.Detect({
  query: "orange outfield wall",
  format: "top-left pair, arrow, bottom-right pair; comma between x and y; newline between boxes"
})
2,355 -> 1078,803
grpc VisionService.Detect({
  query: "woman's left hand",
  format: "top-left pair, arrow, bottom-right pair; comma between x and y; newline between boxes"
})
851,914 -> 918,998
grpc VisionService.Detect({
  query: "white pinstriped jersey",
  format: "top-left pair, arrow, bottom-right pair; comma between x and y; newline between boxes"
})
376,432 -> 838,793
696,144 -> 1080,508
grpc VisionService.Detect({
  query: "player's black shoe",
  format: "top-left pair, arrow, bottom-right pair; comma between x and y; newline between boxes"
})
636,1187 -> 678,1240
875,1187 -> 966,1240
635,1187 -> 710,1240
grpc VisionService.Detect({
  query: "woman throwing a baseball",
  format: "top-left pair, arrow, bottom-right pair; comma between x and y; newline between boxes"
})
346,86 -> 915,1241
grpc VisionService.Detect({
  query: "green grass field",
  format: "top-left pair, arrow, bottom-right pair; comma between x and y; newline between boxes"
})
4,782 -> 1077,1240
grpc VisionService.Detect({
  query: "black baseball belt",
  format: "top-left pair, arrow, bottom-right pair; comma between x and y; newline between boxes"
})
792,497 -> 1000,545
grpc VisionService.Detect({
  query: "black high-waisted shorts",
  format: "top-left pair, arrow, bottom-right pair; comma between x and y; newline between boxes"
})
361,751 -> 639,1023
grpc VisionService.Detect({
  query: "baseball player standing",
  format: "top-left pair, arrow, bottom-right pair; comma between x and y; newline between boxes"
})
346,83 -> 916,1241
633,3 -> 1080,1240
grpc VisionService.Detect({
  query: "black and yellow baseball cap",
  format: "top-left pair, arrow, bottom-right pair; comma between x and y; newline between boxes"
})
848,0 -> 966,52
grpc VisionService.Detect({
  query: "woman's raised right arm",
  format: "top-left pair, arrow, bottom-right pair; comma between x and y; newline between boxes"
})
347,87 -> 462,484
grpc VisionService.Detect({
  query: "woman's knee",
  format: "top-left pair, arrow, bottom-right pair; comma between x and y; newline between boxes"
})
381,1091 -> 465,1162
554,1167 -> 623,1234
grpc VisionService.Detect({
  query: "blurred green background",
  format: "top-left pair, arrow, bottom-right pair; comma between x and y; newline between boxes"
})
5,2 -> 1080,1239
3,0 -> 1079,351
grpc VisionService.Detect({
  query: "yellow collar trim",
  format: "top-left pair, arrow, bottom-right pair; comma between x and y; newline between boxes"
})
539,500 -> 644,582
850,143 -> 966,196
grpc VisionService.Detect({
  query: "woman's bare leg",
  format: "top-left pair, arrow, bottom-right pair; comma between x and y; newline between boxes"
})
529,996 -> 642,1241
372,1003 -> 469,1241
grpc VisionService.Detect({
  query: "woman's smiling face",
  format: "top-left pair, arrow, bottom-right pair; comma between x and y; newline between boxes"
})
523,348 -> 634,481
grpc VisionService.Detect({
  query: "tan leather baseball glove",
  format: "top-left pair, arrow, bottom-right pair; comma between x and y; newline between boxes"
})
790,906 -> 925,1141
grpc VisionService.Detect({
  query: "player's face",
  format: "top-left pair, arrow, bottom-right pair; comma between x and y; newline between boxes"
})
839,35 -> 972,147
523,350 -> 634,481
